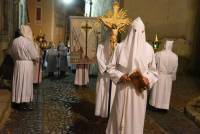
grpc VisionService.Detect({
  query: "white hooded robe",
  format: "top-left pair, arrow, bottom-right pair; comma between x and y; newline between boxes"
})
74,64 -> 89,86
106,17 -> 158,134
20,25 -> 42,84
149,40 -> 178,110
95,43 -> 116,118
11,36 -> 38,103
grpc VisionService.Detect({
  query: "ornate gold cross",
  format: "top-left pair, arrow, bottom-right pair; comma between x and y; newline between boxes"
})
99,1 -> 131,51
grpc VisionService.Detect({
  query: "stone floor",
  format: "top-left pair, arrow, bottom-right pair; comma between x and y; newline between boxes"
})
1,72 -> 200,134
0,89 -> 11,129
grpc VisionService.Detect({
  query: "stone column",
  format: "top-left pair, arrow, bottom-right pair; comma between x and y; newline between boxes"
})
13,0 -> 20,33
192,1 -> 200,75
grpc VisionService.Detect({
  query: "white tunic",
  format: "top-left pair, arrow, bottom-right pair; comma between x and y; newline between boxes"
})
74,64 -> 89,86
46,48 -> 58,73
33,43 -> 42,84
149,48 -> 178,109
95,44 -> 116,118
11,36 -> 38,103
106,42 -> 158,134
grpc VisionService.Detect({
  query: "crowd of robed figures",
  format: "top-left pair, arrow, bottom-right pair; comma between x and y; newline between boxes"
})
95,17 -> 178,134
8,17 -> 178,134
9,25 -> 71,110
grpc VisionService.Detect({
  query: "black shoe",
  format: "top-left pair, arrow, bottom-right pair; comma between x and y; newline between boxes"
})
13,103 -> 26,111
23,103 -> 34,111
11,103 -> 18,109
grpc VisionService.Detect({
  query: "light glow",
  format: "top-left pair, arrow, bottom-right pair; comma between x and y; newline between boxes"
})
63,0 -> 73,5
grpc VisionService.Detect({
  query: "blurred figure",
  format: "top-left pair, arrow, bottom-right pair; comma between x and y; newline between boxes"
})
0,29 -> 20,83
46,42 -> 58,77
21,25 -> 42,84
11,25 -> 39,111
106,17 -> 158,134
149,40 -> 178,111
74,64 -> 89,86
57,42 -> 68,77
95,31 -> 116,119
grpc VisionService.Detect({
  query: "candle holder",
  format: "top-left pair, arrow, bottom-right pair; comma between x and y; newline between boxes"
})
153,34 -> 160,50
35,32 -> 48,50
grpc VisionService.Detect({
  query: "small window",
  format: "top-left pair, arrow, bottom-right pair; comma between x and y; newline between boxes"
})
36,7 -> 41,21
35,6 -> 42,24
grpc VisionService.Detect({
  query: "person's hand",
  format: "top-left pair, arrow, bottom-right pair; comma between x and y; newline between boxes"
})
142,76 -> 149,87
119,74 -> 130,83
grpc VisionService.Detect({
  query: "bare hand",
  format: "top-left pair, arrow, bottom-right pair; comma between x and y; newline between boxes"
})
142,77 -> 149,87
119,74 -> 130,83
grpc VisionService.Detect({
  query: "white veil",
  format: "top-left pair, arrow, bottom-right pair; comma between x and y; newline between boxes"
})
118,17 -> 146,74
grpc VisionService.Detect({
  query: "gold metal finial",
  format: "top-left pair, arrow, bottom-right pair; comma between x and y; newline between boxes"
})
155,34 -> 158,42
153,34 -> 160,50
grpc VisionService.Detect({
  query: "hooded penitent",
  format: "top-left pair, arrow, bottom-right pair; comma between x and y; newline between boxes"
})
118,17 -> 146,74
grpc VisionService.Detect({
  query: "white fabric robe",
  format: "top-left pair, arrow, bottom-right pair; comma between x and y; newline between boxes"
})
74,64 -> 89,86
149,49 -> 178,109
33,43 -> 42,84
33,59 -> 42,84
11,36 -> 38,103
46,48 -> 58,73
106,43 -> 158,134
95,44 -> 116,118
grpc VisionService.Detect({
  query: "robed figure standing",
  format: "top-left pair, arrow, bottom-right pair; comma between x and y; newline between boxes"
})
95,35 -> 116,118
20,25 -> 42,84
74,64 -> 89,86
33,42 -> 42,84
106,17 -> 158,134
46,43 -> 58,76
11,25 -> 39,110
57,42 -> 68,76
149,40 -> 178,110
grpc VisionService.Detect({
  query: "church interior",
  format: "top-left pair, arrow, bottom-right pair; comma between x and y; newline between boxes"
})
0,0 -> 200,133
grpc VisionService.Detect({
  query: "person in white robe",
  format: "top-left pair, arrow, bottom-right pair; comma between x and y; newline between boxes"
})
74,64 -> 89,86
11,25 -> 39,110
21,25 -> 42,84
46,43 -> 58,76
106,17 -> 158,134
57,42 -> 68,76
149,40 -> 178,110
95,35 -> 116,118
32,42 -> 42,84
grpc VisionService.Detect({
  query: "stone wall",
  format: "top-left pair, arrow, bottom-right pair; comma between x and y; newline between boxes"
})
28,0 -> 66,45
123,0 -> 199,42
156,38 -> 192,74
0,0 -> 27,66
122,0 -> 199,74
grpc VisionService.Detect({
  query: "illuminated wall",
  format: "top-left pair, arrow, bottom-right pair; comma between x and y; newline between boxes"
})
28,0 -> 66,45
85,0 -> 113,17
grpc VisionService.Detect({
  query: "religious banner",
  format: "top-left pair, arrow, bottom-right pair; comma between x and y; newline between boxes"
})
70,16 -> 102,64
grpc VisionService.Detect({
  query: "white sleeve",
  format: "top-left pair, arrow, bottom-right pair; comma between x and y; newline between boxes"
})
172,57 -> 178,81
107,45 -> 124,84
143,50 -> 158,89
27,41 -> 39,60
97,45 -> 107,75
